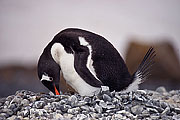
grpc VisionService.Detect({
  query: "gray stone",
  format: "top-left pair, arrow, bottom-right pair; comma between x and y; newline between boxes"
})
124,106 -> 130,111
115,94 -> 122,101
7,115 -> 17,120
44,104 -> 52,111
34,101 -> 45,109
131,105 -> 143,115
90,113 -> 102,119
63,113 -> 74,119
12,105 -> 20,113
21,99 -> 29,106
8,103 -> 16,110
150,114 -> 160,120
60,105 -> 71,113
0,112 -> 9,118
6,96 -> 15,102
76,100 -> 87,106
161,107 -> 170,115
1,108 -> 14,116
68,95 -> 77,103
99,100 -> 107,108
160,102 -> 168,109
53,113 -> 64,119
147,107 -> 158,113
59,99 -> 67,105
67,107 -> 80,114
106,102 -> 115,109
89,107 -> 96,112
141,110 -> 150,117
155,106 -> 164,113
29,96 -> 37,102
156,86 -> 167,93
174,107 -> 180,114
112,97 -> 119,104
17,111 -> 24,116
134,94 -> 144,101
103,94 -> 112,102
95,104 -> 103,113
10,96 -> 22,105
172,114 -> 180,120
80,105 -> 90,112
23,109 -> 29,117
76,114 -> 87,119
4,101 -> 10,106
83,97 -> 91,103
49,98 -> 56,102
112,114 -> 123,119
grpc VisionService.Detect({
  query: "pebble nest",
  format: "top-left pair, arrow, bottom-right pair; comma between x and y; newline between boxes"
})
0,87 -> 180,120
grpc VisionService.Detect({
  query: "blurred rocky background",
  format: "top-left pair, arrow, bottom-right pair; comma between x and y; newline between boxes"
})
0,0 -> 180,98
125,39 -> 180,91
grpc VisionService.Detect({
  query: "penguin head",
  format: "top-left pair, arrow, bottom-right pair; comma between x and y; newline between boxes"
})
40,72 -> 60,95
38,47 -> 61,95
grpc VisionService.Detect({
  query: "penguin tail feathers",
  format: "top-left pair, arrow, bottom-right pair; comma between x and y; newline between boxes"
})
124,47 -> 156,92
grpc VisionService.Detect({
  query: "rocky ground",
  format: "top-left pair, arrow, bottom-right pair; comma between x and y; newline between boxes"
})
0,87 -> 180,120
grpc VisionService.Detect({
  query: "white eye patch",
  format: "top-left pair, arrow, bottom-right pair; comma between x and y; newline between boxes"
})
41,74 -> 52,82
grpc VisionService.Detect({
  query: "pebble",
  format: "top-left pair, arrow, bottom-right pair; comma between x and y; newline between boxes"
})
131,105 -> 143,115
147,107 -> 158,113
21,99 -> 29,107
141,110 -> 150,117
0,88 -> 179,120
68,95 -> 78,106
150,114 -> 160,119
76,114 -> 87,119
103,94 -> 112,102
172,114 -> 180,120
95,104 -> 103,113
156,86 -> 167,93
80,105 -> 90,112
99,100 -> 107,108
34,101 -> 45,109
29,96 -> 37,102
174,107 -> 180,114
67,107 -> 80,114
161,107 -> 170,115
44,104 -> 52,111
10,96 -> 22,105
106,102 -> 115,109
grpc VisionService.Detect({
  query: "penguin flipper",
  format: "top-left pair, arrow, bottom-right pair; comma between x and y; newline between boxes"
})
74,46 -> 103,87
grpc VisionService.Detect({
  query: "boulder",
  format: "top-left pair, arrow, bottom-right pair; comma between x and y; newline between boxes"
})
125,40 -> 180,90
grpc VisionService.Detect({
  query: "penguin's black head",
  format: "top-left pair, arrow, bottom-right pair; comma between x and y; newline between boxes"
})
38,47 -> 61,95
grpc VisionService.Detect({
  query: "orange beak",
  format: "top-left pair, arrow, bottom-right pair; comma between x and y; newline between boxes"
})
54,85 -> 60,95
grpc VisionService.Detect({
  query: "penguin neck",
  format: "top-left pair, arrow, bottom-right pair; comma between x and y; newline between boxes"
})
50,43 -> 63,65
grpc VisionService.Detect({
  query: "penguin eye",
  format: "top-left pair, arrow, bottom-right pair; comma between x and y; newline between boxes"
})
49,77 -> 53,81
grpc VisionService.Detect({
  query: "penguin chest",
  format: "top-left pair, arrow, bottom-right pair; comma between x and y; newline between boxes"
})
60,53 -> 100,96
51,43 -> 100,96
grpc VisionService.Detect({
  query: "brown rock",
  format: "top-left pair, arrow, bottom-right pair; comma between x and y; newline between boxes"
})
0,65 -> 76,98
125,40 -> 180,90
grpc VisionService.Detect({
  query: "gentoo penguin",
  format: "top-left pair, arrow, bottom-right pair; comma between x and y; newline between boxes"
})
38,28 -> 155,96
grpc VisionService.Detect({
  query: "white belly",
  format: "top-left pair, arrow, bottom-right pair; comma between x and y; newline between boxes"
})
51,43 -> 101,96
